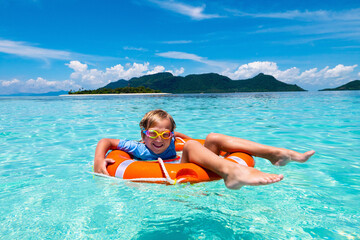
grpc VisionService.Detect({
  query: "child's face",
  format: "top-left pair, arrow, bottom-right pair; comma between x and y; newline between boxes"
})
143,118 -> 173,155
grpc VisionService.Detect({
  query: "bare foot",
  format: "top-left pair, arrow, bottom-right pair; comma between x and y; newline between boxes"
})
224,164 -> 284,190
268,149 -> 315,166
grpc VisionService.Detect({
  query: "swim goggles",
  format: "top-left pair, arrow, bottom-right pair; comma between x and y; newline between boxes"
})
142,129 -> 174,139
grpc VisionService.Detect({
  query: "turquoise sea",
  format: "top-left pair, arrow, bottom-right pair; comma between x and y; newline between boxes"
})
1,91 -> 359,239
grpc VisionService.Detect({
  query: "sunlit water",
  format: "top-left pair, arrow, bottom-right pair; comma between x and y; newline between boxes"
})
1,91 -> 359,239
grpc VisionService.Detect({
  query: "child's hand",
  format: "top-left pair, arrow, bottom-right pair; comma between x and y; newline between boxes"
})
94,158 -> 115,175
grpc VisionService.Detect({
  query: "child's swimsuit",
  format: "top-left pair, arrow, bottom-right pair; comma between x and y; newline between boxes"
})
117,138 -> 177,161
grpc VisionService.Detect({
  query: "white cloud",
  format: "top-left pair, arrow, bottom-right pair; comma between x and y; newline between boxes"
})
157,51 -> 203,61
252,10 -> 329,20
146,65 -> 165,75
167,67 -> 184,76
157,51 -> 228,68
0,39 -> 120,63
25,77 -> 79,92
231,8 -> 360,21
162,40 -> 192,44
222,61 -> 358,88
0,77 -> 80,94
297,65 -> 358,86
123,46 -> 148,51
1,61 -> 187,94
66,61 -> 185,89
234,8 -> 360,43
68,60 -> 88,72
222,61 -> 299,80
1,78 -> 20,87
67,61 -> 149,88
0,40 -> 71,60
324,64 -> 356,78
148,0 -> 221,20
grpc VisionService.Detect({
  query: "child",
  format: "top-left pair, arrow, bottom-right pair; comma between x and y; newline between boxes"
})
94,109 -> 315,189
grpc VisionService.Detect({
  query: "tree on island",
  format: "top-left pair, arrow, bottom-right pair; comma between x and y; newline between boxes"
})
68,86 -> 161,94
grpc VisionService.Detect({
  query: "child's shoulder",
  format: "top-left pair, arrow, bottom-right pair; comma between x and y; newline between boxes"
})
118,139 -> 144,147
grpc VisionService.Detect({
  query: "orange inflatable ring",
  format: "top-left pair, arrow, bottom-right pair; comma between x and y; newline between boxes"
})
106,138 -> 255,184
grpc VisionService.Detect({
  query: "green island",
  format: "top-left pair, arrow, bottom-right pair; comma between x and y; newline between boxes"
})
319,80 -> 360,91
68,72 -> 306,94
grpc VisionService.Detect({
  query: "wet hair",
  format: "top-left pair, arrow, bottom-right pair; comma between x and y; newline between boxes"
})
139,109 -> 176,137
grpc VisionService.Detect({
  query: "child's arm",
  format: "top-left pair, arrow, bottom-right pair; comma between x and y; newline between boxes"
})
174,132 -> 192,139
94,138 -> 120,175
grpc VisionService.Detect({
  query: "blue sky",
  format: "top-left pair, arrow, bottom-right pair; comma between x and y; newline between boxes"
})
1,0 -> 360,94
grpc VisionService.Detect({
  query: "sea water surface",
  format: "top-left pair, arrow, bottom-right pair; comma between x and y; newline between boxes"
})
1,91 -> 359,239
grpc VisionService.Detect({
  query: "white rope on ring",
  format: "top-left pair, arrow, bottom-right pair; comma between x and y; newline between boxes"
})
129,158 -> 177,184
156,157 -> 175,184
90,171 -> 170,183
175,137 -> 186,143
97,157 -> 176,185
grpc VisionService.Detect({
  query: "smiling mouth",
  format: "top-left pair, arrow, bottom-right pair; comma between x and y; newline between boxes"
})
153,143 -> 164,149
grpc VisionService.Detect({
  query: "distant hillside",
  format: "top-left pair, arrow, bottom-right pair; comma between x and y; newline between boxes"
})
102,72 -> 305,93
100,79 -> 129,89
319,80 -> 360,91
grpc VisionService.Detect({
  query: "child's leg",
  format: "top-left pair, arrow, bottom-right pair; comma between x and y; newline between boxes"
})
181,140 -> 284,189
204,133 -> 315,166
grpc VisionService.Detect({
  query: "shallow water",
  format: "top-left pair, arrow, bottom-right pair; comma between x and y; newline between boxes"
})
1,91 -> 359,239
